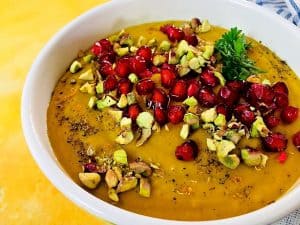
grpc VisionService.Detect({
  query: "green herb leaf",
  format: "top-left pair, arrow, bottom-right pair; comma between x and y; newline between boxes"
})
215,27 -> 263,81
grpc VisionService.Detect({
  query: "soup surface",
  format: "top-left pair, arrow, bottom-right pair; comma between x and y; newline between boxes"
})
47,21 -> 300,221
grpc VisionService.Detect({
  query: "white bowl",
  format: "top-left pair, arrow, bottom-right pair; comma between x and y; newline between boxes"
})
21,0 -> 300,224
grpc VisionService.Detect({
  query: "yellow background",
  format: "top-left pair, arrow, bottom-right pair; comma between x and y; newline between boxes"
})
0,1 -> 111,224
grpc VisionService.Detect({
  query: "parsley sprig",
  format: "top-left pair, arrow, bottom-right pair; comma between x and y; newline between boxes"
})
215,27 -> 263,81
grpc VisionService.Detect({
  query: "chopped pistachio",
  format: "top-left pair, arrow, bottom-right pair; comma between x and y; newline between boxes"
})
108,110 -> 123,122
216,140 -> 236,158
136,128 -> 152,147
136,112 -> 154,129
96,81 -> 104,94
139,178 -> 151,197
262,79 -> 271,85
83,54 -> 95,63
108,188 -> 119,202
177,66 -> 191,77
180,55 -> 189,67
70,60 -> 82,73
183,96 -> 198,107
78,172 -> 101,189
108,34 -> 119,43
129,161 -> 152,176
176,40 -> 189,58
88,96 -> 98,109
180,124 -> 190,139
225,130 -> 242,144
186,50 -> 195,60
199,19 -> 211,33
153,55 -> 167,66
115,47 -> 129,56
115,130 -> 134,145
168,52 -> 179,64
120,34 -> 134,46
120,117 -> 132,130
112,167 -> 123,181
79,82 -> 95,95
117,94 -> 128,109
147,38 -> 157,47
214,71 -> 226,86
202,123 -> 215,132
113,149 -> 128,165
108,89 -> 117,98
128,73 -> 139,84
96,95 -> 117,110
206,138 -> 217,151
214,114 -> 226,127
137,36 -> 147,47
79,69 -> 94,81
218,154 -> 240,169
189,57 -> 201,70
126,92 -> 136,105
201,107 -> 217,123
128,47 -> 137,54
116,177 -> 138,193
241,148 -> 268,167
183,113 -> 200,126
105,169 -> 119,188
159,40 -> 171,52
202,45 -> 214,60
250,116 -> 269,138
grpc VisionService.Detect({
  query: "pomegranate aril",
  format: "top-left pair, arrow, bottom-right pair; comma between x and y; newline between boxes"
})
91,39 -> 113,56
104,75 -> 118,92
264,114 -> 280,129
161,68 -> 177,88
246,83 -> 275,106
97,51 -> 115,63
281,106 -> 299,123
234,103 -> 256,126
226,80 -> 244,92
115,58 -> 131,77
154,106 -> 168,125
161,63 -> 176,72
127,104 -> 141,121
275,93 -> 289,108
292,131 -> 300,150
136,46 -> 152,62
99,61 -> 116,77
200,69 -> 219,87
161,25 -> 185,42
84,163 -> 98,172
136,78 -> 155,95
218,86 -> 239,106
175,140 -> 199,161
187,80 -> 201,97
130,56 -> 147,75
167,105 -> 186,124
151,88 -> 169,108
170,80 -> 188,101
278,151 -> 288,164
272,82 -> 288,95
139,69 -> 153,79
262,132 -> 287,152
216,103 -> 232,120
151,66 -> 161,74
184,34 -> 198,46
118,79 -> 132,95
198,87 -> 218,108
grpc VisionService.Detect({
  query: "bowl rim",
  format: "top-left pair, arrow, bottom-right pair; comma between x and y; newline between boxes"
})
21,0 -> 300,224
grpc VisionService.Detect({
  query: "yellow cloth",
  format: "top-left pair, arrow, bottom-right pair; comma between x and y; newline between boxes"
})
0,1 -> 110,224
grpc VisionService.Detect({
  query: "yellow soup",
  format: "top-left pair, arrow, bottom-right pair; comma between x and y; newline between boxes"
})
47,21 -> 300,221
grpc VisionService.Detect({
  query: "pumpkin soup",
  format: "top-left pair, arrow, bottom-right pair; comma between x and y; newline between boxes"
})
47,19 -> 300,221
